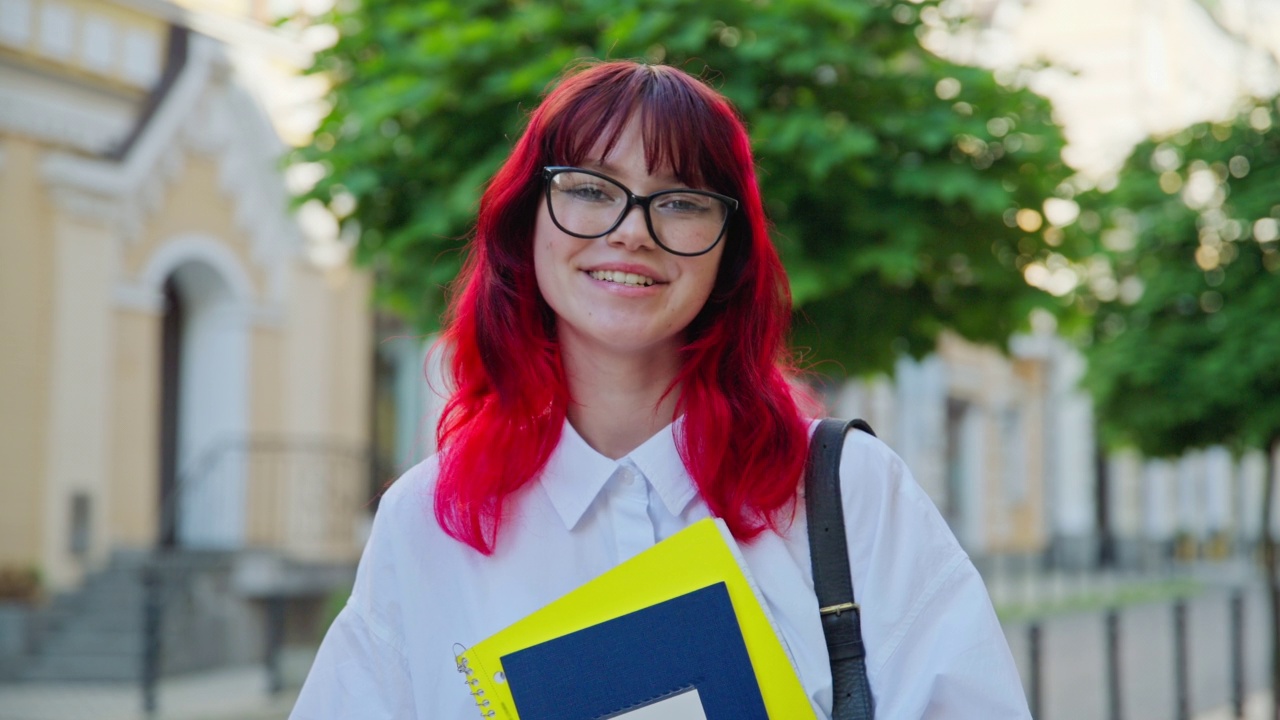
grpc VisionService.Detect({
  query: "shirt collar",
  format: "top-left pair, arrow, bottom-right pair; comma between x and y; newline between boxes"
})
539,417 -> 697,531
627,417 -> 698,519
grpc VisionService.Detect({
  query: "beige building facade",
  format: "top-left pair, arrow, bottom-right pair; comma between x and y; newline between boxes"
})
0,0 -> 371,595
829,330 -> 1067,565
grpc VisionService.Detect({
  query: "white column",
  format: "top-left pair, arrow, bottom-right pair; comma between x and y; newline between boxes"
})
1175,451 -> 1205,537
1203,446 -> 1232,534
892,355 -> 948,502
1046,344 -> 1097,540
1143,458 -> 1177,540
1239,450 -> 1267,540
42,210 -> 116,588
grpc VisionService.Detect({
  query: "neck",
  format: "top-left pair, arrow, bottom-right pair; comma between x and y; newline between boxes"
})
560,338 -> 683,460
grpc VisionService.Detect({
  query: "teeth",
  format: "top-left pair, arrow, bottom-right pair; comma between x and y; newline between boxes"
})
588,270 -> 655,287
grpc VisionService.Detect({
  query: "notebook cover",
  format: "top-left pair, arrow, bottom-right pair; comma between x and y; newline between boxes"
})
500,583 -> 767,720
455,518 -> 815,719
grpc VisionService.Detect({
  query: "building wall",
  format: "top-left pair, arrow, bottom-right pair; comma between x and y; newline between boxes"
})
1004,357 -> 1048,553
830,332 -> 1055,560
109,309 -> 160,549
123,157 -> 264,292
40,208 -> 118,587
937,332 -> 1050,555
103,153 -> 259,555
0,137 -> 56,574
0,1 -> 373,592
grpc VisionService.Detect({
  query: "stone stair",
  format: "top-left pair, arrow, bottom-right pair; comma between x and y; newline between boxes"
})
15,553 -> 148,682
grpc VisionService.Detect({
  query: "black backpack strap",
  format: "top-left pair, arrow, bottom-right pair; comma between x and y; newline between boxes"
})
806,418 -> 876,720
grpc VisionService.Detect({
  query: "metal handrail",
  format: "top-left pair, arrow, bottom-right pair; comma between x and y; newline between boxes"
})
144,435 -> 374,716
156,435 -> 373,553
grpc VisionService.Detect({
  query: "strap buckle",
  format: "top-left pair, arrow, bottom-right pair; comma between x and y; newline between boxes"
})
819,601 -> 859,616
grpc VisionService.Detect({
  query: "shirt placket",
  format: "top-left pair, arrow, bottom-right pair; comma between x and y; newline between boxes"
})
610,460 -> 656,563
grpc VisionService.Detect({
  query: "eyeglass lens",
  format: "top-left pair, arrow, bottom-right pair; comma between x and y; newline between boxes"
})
547,170 -> 730,255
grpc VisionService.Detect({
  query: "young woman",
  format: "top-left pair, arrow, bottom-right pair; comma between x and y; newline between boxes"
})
292,61 -> 1029,719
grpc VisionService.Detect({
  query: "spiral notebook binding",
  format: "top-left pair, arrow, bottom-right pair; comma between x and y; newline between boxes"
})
454,650 -> 497,718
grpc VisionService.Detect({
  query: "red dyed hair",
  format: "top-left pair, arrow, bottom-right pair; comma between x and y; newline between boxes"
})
434,60 -> 814,554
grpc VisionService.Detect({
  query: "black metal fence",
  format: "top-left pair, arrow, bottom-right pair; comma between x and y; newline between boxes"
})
142,437 -> 374,716
1017,586 -> 1263,720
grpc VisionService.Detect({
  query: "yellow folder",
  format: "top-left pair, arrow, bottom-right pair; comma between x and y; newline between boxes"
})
453,518 -> 817,719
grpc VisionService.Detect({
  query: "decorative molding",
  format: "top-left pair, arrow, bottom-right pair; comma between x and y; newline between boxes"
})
41,32 -> 307,323
0,82 -> 135,155
0,0 -> 33,46
37,1 -> 74,60
42,33 -> 215,198
80,12 -> 116,72
120,25 -> 160,87
48,186 -> 122,225
113,283 -> 163,314
124,233 -> 281,327
140,233 -> 255,302
190,72 -> 299,308
106,0 -> 314,70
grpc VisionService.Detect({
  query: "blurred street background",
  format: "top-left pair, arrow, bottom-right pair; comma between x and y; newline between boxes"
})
2,0 -> 1280,718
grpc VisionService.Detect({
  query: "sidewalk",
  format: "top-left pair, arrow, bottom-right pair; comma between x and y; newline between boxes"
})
0,663 -> 301,720
0,660 -> 1270,720
1196,691 -> 1272,720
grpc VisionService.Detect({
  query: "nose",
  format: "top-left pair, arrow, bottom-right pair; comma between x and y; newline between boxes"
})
607,203 -> 655,251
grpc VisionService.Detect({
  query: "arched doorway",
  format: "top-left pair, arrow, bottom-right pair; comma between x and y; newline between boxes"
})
157,260 -> 250,549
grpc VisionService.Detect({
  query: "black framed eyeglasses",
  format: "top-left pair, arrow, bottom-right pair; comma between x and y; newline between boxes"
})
542,166 -> 738,257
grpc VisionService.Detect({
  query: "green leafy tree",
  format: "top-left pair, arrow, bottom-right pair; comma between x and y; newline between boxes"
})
293,0 -> 1073,376
1076,100 -> 1280,709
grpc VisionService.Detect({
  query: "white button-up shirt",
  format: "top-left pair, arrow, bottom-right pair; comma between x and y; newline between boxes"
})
292,421 -> 1030,719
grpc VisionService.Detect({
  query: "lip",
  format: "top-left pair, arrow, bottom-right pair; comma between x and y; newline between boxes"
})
580,262 -> 667,285
580,263 -> 667,283
579,263 -> 666,296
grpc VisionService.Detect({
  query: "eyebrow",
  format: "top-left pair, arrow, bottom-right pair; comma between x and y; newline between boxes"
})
580,159 -> 683,187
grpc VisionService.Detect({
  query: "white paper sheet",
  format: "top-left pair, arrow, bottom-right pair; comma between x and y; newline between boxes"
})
608,688 -> 708,720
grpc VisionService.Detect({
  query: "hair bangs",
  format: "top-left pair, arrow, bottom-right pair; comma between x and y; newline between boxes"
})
542,65 -> 736,195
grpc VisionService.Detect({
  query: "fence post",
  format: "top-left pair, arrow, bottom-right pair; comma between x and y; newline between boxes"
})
140,559 -> 162,717
1174,599 -> 1190,720
1106,609 -> 1122,720
266,595 -> 287,695
1231,590 -> 1245,719
1028,622 -> 1042,719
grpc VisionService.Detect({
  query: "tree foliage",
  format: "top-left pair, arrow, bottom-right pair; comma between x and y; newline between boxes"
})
293,0 -> 1074,376
1076,101 -> 1280,456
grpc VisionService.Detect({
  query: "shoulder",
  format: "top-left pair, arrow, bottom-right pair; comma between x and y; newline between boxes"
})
806,421 -> 956,553
833,422 -> 965,571
813,423 -> 974,650
377,453 -> 442,512
836,427 -> 951,536
344,455 -> 446,629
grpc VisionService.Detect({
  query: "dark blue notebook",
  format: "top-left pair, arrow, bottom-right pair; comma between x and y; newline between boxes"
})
499,582 -> 769,720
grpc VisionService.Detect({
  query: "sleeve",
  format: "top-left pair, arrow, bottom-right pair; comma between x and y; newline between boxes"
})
839,431 -> 1030,719
290,471 -> 425,720
874,556 -> 1030,719
290,604 -> 416,720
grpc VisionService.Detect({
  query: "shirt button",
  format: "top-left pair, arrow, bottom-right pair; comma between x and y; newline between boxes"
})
620,468 -> 635,486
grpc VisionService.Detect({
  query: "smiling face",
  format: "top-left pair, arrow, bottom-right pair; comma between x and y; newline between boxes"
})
533,116 -> 727,365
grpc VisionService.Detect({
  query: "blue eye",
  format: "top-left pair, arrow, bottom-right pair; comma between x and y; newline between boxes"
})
656,193 -> 714,215
567,185 -> 611,202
